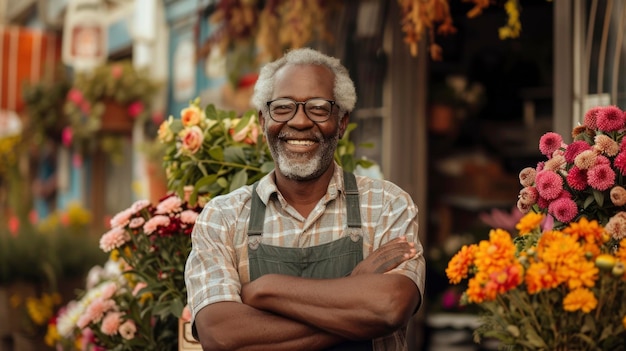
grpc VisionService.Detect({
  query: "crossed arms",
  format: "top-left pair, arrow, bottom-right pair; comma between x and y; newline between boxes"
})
193,237 -> 421,351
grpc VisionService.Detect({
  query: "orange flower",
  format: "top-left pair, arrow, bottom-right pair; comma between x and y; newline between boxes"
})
563,217 -> 606,245
474,229 -> 516,275
525,262 -> 559,294
515,212 -> 544,235
563,288 -> 598,313
446,244 -> 478,284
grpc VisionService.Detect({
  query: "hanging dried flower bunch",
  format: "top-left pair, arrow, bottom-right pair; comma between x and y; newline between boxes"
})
257,0 -> 338,61
398,0 -> 523,60
208,0 -> 259,52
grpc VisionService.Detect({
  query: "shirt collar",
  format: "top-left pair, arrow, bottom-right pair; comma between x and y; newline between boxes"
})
255,162 -> 345,205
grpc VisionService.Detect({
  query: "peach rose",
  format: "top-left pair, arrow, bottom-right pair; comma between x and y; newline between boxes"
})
180,126 -> 204,154
180,105 -> 205,127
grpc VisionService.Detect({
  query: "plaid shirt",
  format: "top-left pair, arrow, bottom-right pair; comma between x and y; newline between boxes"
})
185,164 -> 426,350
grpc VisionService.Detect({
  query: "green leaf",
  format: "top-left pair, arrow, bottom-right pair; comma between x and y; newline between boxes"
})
593,189 -> 605,208
208,146 -> 224,161
223,146 -> 247,164
229,169 -> 248,192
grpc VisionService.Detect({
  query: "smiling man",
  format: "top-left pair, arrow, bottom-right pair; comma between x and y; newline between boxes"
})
185,48 -> 426,351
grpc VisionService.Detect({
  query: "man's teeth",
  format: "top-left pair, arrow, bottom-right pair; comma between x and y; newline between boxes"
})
287,140 -> 314,146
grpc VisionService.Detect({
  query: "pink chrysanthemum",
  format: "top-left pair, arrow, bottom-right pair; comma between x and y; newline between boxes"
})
536,161 -> 545,172
548,197 -> 578,223
587,163 -> 616,191
595,106 -> 625,132
130,199 -> 150,214
518,186 -> 539,206
539,132 -> 564,157
155,196 -> 183,214
537,195 -> 551,209
519,167 -> 537,187
517,199 -> 531,214
595,155 -> 610,166
605,212 -> 626,240
544,154 -> 566,172
110,208 -> 134,228
574,150 -> 598,170
180,210 -> 199,224
583,107 -> 602,129
99,227 -> 131,252
614,151 -> 626,175
128,217 -> 145,229
566,166 -> 588,191
564,141 -> 592,163
101,311 -> 123,336
610,186 -> 626,206
143,215 -> 171,235
593,134 -> 620,156
535,170 -> 564,200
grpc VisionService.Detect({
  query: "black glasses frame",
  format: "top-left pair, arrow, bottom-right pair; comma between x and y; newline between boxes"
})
266,98 -> 336,123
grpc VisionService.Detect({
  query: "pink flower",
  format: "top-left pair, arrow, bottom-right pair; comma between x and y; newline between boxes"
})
606,212 -> 626,240
100,282 -> 118,300
587,163 -> 616,191
519,167 -> 537,187
517,199 -> 531,214
518,186 -> 538,206
593,134 -> 619,156
62,127 -> 73,147
110,208 -> 134,228
574,150 -> 597,170
78,298 -> 116,328
596,106 -> 625,132
583,106 -> 602,129
610,186 -> 626,206
111,64 -> 123,78
156,196 -> 183,214
566,166 -> 587,191
180,126 -> 204,154
614,151 -> 626,175
564,141 -> 592,163
127,101 -> 144,118
539,132 -> 563,157
101,311 -> 123,336
67,88 -> 84,104
119,320 -> 137,340
132,282 -> 148,296
129,217 -> 145,229
548,197 -> 578,223
99,227 -> 131,252
181,210 -> 199,224
143,215 -> 170,235
130,199 -> 151,213
535,170 -> 563,200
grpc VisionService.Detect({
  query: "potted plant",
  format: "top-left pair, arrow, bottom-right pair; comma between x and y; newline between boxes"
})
63,61 -> 161,158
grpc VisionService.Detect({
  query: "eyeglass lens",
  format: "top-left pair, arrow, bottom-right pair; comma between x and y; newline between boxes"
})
268,98 -> 333,122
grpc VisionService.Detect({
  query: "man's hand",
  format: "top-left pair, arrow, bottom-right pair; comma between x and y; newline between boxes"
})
350,236 -> 416,276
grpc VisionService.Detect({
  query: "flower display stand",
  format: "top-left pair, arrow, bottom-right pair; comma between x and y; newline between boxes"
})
100,100 -> 132,134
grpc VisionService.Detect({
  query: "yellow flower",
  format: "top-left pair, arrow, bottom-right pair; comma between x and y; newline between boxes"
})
44,323 -> 60,347
563,288 -> 598,313
515,212 -> 544,235
595,254 -> 617,270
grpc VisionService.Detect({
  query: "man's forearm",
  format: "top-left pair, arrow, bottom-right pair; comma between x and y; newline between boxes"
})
195,301 -> 344,351
241,273 -> 420,340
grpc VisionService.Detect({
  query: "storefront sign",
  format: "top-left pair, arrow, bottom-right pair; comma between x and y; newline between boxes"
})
62,0 -> 107,71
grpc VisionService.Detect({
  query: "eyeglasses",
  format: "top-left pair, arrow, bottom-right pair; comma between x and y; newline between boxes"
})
266,98 -> 336,123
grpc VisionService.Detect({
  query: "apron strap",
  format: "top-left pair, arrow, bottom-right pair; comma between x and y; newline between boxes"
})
248,182 -> 265,236
247,171 -> 362,236
343,171 -> 361,228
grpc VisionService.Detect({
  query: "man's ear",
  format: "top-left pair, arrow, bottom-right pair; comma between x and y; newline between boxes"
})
338,112 -> 350,139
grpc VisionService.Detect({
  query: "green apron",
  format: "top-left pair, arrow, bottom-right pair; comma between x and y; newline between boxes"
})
247,171 -> 373,350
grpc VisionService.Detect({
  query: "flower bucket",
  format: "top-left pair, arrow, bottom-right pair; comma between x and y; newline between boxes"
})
100,100 -> 132,133
178,318 -> 201,351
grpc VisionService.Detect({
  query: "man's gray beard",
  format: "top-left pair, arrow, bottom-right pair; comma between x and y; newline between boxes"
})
271,133 -> 339,181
